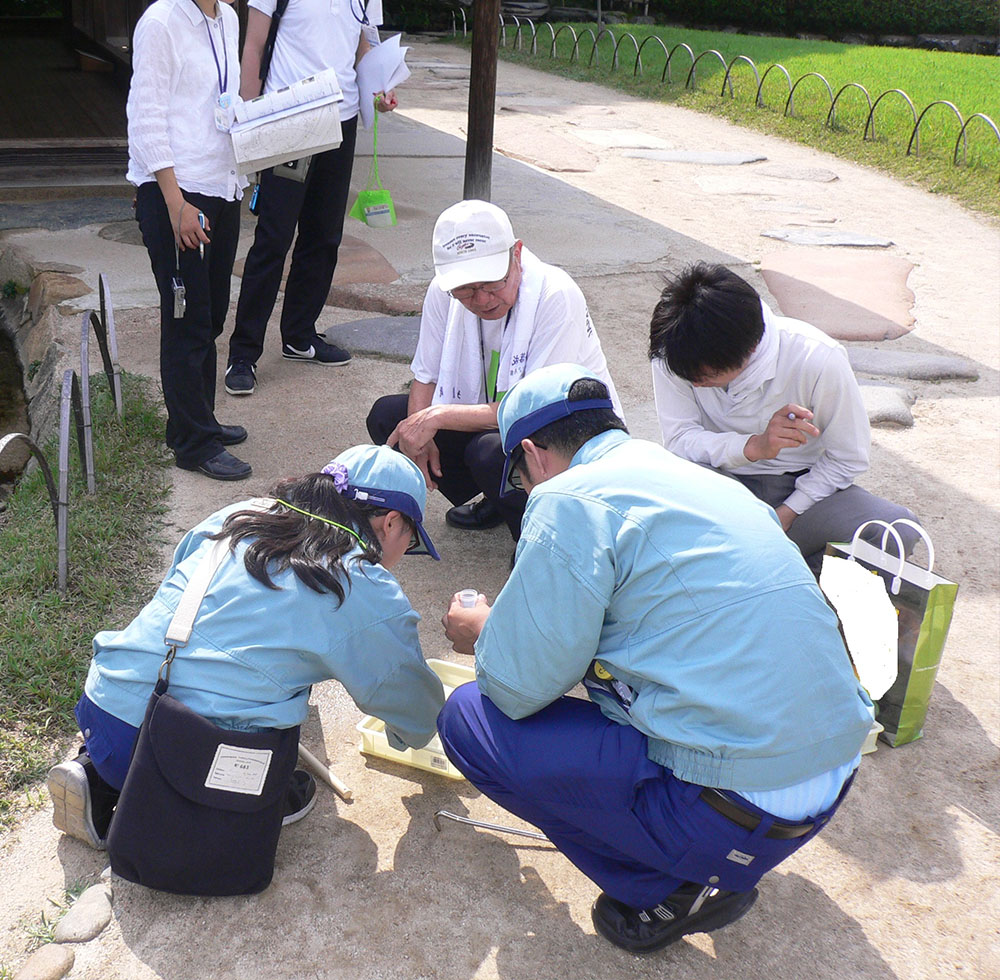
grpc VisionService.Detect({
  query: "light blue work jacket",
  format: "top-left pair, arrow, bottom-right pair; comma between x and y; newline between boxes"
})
85,501 -> 445,748
475,430 -> 872,792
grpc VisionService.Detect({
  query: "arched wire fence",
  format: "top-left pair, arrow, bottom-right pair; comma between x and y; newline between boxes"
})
481,17 -> 1000,180
0,276 -> 123,593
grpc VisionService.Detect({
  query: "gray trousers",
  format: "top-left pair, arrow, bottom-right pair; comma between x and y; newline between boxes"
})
727,470 -> 918,575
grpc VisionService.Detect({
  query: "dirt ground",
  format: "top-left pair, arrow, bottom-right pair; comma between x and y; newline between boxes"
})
1,36 -> 998,980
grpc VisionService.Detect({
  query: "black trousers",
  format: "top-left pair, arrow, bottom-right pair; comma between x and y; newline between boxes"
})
366,393 -> 528,539
135,182 -> 241,467
230,117 -> 359,363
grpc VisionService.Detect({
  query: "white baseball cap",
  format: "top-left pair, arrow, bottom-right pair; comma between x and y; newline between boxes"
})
432,200 -> 517,292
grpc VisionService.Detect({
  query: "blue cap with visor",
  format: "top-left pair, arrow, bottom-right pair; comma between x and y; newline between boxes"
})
496,363 -> 614,496
327,444 -> 440,560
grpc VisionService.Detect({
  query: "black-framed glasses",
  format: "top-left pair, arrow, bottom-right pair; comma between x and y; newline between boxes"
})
449,249 -> 515,301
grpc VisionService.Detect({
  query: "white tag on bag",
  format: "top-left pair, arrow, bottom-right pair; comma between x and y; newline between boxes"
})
204,744 -> 273,795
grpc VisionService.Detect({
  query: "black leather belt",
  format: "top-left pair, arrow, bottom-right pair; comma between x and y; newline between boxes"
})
699,788 -> 816,839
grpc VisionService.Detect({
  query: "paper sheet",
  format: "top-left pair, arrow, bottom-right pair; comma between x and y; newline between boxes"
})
356,33 -> 411,129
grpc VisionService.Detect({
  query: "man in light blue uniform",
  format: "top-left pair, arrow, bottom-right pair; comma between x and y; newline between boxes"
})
438,363 -> 872,954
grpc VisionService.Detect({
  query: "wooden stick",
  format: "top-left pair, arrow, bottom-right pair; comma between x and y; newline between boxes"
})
297,743 -> 353,802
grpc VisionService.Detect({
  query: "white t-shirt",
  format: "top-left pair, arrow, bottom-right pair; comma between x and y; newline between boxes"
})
411,250 -> 623,415
250,0 -> 375,121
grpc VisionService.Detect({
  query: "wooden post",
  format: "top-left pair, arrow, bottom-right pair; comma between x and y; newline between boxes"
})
463,0 -> 502,201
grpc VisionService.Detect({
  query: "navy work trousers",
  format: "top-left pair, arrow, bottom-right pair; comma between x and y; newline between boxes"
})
366,393 -> 528,539
230,117 -> 359,363
438,683 -> 850,910
135,182 -> 241,467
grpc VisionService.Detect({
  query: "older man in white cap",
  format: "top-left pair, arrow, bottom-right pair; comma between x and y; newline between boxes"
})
366,199 -> 621,541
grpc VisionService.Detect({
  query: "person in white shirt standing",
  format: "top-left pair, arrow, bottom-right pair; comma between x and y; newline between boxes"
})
649,263 -> 917,572
223,0 -> 397,396
366,200 -> 622,541
127,0 -> 251,480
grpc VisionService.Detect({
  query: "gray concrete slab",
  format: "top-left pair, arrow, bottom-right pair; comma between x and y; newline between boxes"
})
756,164 -> 840,182
849,347 -> 980,381
622,149 -> 767,165
858,379 -> 917,426
762,227 -> 894,247
322,316 -> 420,361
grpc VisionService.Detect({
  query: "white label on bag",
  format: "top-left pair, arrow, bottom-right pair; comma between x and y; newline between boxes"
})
204,744 -> 273,795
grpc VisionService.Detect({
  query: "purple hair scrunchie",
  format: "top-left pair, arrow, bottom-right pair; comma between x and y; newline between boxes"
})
321,461 -> 350,494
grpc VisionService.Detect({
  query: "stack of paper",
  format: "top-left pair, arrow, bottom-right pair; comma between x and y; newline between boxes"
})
357,34 -> 411,129
231,69 -> 345,174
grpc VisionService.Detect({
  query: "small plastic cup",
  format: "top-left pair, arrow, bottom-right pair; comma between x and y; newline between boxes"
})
458,589 -> 479,608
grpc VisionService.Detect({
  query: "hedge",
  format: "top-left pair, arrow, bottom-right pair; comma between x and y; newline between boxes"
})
643,1 -> 998,38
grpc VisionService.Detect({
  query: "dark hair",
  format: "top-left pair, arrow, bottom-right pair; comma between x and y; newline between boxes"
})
648,263 -> 765,382
515,378 -> 627,473
210,472 -> 415,603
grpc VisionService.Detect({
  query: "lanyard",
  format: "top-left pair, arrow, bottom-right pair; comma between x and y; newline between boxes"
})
351,0 -> 369,24
477,310 -> 512,403
194,1 -> 228,97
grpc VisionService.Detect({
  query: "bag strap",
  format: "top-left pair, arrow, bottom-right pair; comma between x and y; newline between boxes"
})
159,537 -> 232,683
848,520 -> 905,595
879,518 -> 934,572
258,0 -> 291,86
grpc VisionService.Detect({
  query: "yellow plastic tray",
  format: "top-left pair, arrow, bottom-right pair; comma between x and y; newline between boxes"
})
356,659 -> 475,781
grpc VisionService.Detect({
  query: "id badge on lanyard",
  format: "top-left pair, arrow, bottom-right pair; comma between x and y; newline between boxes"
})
214,92 -> 233,132
195,1 -> 233,131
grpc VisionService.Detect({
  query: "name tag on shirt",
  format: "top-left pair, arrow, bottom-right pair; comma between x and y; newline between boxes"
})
214,93 -> 234,132
362,23 -> 380,46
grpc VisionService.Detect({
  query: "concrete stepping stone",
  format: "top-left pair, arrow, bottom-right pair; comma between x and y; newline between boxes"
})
858,380 -> 916,427
53,883 -> 113,943
13,943 -> 74,980
753,201 -> 834,216
322,316 -> 420,361
848,348 -> 979,381
325,282 -> 426,316
571,128 -> 673,150
494,118 -> 599,172
623,150 -> 767,165
762,228 -> 893,247
761,251 -> 915,341
756,164 -> 839,182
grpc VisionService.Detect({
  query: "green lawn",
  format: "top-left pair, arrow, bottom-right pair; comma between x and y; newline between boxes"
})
491,23 -> 1000,215
0,373 -> 170,823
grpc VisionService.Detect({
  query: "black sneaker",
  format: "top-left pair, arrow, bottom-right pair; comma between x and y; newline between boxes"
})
282,769 -> 317,826
591,882 -> 758,954
225,360 -> 256,395
48,751 -> 118,849
281,336 -> 351,365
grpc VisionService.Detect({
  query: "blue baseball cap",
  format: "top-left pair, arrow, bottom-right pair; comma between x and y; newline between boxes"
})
496,363 -> 614,495
327,444 -> 440,560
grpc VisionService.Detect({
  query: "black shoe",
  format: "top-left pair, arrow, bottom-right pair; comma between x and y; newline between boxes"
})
281,335 -> 351,365
445,498 -> 505,531
282,770 -> 317,826
48,750 -> 118,849
591,883 -> 758,954
225,360 -> 257,395
219,424 -> 247,446
177,449 -> 252,481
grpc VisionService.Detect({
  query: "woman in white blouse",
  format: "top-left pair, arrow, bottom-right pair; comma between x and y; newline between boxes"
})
127,0 -> 251,480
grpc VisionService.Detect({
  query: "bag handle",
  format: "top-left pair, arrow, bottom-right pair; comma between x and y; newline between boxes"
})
879,518 -> 934,572
160,537 -> 232,682
848,519 -> 905,595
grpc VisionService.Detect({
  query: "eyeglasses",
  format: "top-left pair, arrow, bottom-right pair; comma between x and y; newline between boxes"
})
449,251 -> 515,301
508,445 -> 530,492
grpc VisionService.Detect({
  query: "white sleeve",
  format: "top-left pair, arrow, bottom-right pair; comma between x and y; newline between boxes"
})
651,359 -> 751,468
410,285 -> 451,384
786,346 -> 871,513
248,0 -> 278,17
127,18 -> 178,176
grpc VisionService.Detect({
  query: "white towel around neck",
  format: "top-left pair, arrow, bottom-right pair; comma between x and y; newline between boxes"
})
432,247 -> 545,405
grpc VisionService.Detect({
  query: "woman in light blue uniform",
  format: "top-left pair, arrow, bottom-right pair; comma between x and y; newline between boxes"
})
48,445 -> 445,849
